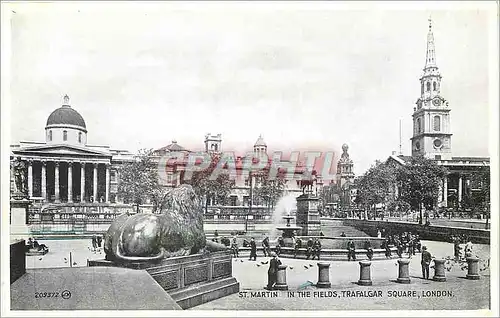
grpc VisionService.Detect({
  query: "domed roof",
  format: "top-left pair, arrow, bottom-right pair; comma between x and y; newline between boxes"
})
254,135 -> 267,147
45,95 -> 86,130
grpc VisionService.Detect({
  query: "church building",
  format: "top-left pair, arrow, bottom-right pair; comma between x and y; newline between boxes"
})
387,19 -> 490,210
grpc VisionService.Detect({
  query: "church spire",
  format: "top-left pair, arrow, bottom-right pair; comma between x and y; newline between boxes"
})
425,17 -> 437,69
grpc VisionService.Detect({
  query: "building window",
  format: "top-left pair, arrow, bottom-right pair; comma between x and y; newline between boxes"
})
244,178 -> 249,186
48,130 -> 52,141
433,116 -> 441,131
214,144 -> 218,152
433,82 -> 437,91
78,132 -> 82,143
63,130 -> 67,141
416,118 -> 421,134
421,83 -> 424,95
426,82 -> 431,92
435,155 -> 441,160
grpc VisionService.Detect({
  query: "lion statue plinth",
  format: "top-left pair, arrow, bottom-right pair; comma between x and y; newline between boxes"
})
104,184 -> 227,263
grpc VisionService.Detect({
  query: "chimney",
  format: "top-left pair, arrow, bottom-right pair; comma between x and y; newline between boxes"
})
392,151 -> 396,155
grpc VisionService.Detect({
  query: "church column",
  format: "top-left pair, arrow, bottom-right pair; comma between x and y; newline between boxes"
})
68,162 -> 73,203
105,164 -> 110,203
27,159 -> 33,198
81,162 -> 86,202
458,174 -> 463,203
443,175 -> 448,207
41,160 -> 47,201
93,163 -> 98,202
54,161 -> 60,203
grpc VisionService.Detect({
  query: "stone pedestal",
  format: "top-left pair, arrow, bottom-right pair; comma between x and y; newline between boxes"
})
10,195 -> 31,240
316,262 -> 331,288
396,259 -> 411,284
358,261 -> 372,286
295,194 -> 321,236
274,265 -> 288,290
11,239 -> 26,284
88,250 -> 240,309
433,259 -> 446,282
466,257 -> 480,280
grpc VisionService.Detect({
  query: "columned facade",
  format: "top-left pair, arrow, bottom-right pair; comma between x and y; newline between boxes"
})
13,157 -> 114,204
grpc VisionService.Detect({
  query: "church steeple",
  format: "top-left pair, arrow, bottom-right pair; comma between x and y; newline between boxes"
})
425,17 -> 437,69
411,17 -> 452,161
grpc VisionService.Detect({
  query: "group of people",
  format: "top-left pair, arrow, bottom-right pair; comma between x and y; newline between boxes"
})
393,232 -> 422,259
26,237 -> 48,252
452,235 -> 474,261
91,234 -> 103,251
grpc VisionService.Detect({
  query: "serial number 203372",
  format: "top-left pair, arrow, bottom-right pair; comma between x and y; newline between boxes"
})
34,292 -> 60,298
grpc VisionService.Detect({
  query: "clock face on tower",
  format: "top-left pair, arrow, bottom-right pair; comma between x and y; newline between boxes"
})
433,138 -> 442,148
433,98 -> 441,106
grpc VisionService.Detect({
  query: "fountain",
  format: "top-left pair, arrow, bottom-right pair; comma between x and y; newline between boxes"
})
269,193 -> 298,240
276,214 -> 302,239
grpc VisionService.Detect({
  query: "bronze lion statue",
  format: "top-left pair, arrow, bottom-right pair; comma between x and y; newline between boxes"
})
104,184 -> 227,263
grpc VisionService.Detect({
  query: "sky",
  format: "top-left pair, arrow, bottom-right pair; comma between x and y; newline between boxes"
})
5,1 -> 496,175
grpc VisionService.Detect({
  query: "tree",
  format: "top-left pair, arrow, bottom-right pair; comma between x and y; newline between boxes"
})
470,167 -> 490,210
253,169 -> 286,212
117,148 -> 164,213
397,155 -> 447,224
184,153 -> 234,213
355,160 -> 397,216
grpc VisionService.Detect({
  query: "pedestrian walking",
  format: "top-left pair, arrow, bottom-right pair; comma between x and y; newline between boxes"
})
249,237 -> 257,261
265,252 -> 282,290
364,240 -> 373,261
91,235 -> 97,251
294,237 -> 302,258
231,235 -> 239,258
262,236 -> 270,257
421,246 -> 432,280
312,238 -> 322,260
306,238 -> 314,260
347,240 -> 356,261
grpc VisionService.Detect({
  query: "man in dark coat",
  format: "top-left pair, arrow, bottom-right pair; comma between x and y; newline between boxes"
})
294,237 -> 302,258
312,238 -> 322,260
347,240 -> 356,261
364,240 -> 373,261
306,238 -> 314,260
231,235 -> 239,258
249,237 -> 257,261
262,236 -> 270,257
421,246 -> 432,280
266,252 -> 282,290
396,240 -> 403,258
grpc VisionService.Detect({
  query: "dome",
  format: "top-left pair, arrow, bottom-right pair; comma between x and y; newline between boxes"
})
254,135 -> 267,147
45,95 -> 86,131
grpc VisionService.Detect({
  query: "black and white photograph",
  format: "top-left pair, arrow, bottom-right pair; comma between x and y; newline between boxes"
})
1,1 -> 498,316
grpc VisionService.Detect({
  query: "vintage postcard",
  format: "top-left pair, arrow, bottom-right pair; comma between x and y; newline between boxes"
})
1,1 -> 498,317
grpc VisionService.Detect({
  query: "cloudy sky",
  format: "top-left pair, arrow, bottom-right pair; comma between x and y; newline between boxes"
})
5,2 -> 496,174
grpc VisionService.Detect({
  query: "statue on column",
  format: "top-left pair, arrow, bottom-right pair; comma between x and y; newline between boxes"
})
12,157 -> 27,196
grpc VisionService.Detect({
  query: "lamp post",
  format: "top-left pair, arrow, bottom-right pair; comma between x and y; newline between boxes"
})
245,171 -> 253,233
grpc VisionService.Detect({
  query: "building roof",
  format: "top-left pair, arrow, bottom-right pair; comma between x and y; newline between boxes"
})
46,105 -> 86,129
155,140 -> 190,153
254,135 -> 267,147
